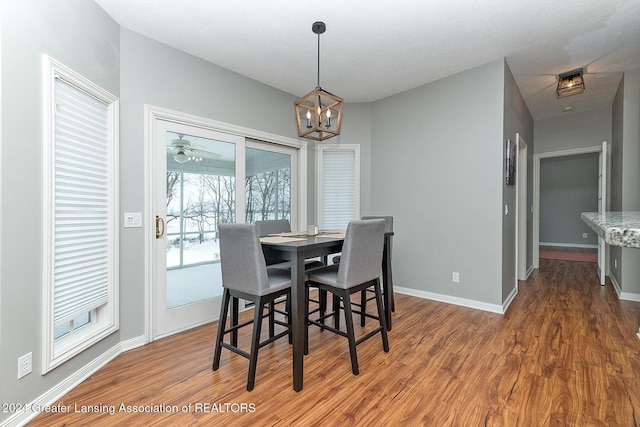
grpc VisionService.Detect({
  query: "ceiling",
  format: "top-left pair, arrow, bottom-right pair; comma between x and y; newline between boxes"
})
95,0 -> 640,121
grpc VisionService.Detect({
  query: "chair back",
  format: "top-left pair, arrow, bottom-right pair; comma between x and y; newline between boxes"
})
218,223 -> 269,295
337,219 -> 385,288
255,219 -> 291,237
361,216 -> 393,233
362,215 -> 393,259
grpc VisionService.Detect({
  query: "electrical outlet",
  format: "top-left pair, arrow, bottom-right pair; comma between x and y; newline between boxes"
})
452,272 -> 460,283
582,233 -> 588,239
18,352 -> 32,379
614,259 -> 618,269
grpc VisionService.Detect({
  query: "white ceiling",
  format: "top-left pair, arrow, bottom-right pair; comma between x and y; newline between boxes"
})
95,0 -> 640,120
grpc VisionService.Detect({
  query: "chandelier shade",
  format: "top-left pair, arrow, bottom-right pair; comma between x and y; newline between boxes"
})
294,21 -> 343,141
294,87 -> 343,141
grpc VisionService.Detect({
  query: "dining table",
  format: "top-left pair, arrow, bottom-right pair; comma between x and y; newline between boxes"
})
260,229 -> 394,392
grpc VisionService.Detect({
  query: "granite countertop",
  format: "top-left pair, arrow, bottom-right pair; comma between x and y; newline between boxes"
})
581,211 -> 640,249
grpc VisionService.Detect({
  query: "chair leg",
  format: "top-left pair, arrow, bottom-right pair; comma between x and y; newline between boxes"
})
360,289 -> 367,327
231,297 -> 239,347
333,294 -> 341,330
213,289 -> 231,371
286,296 -> 292,345
247,296 -> 264,391
319,289 -> 327,327
304,285 -> 310,355
389,264 -> 395,312
373,279 -> 389,352
268,301 -> 275,338
341,289 -> 359,375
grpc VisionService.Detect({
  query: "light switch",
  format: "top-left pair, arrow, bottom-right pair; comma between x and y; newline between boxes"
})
124,212 -> 142,228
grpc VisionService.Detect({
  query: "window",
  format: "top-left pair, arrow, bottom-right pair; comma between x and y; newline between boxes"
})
42,56 -> 119,372
317,145 -> 360,229
245,144 -> 293,223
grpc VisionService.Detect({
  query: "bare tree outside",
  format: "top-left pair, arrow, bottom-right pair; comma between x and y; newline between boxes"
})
167,164 -> 289,268
245,169 -> 290,222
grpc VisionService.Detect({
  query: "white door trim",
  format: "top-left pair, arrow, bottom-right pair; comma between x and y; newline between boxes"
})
532,145 -> 603,269
598,141 -> 609,285
515,133 -> 528,284
143,105 -> 307,343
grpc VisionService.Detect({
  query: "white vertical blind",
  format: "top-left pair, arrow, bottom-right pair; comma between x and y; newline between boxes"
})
320,148 -> 357,230
53,77 -> 110,326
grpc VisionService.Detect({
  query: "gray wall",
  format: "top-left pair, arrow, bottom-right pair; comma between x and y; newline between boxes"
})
539,154 -> 599,246
370,59 -> 506,306
502,61 -> 534,301
119,29 -> 304,341
0,0 -> 120,419
610,69 -> 640,294
534,108 -> 613,154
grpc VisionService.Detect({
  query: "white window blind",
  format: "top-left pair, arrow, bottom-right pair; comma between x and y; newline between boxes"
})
319,146 -> 359,230
43,55 -> 118,373
53,77 -> 110,326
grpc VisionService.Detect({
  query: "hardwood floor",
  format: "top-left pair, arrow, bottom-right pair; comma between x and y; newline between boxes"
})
29,259 -> 640,426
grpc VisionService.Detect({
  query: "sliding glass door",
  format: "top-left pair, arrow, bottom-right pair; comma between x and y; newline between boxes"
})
153,122 -> 298,338
245,140 -> 296,224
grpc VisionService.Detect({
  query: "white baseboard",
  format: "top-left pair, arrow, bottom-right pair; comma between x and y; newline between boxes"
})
539,242 -> 598,249
619,291 -> 640,302
608,273 -> 640,302
1,335 -> 145,427
395,286 -> 505,314
120,335 -> 146,352
502,287 -> 518,313
610,273 -> 621,297
526,265 -> 534,279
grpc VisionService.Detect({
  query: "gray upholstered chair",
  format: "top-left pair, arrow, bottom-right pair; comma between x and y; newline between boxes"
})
332,216 -> 395,326
255,219 -> 325,269
255,219 -> 292,237
254,219 -> 326,327
255,219 -> 293,267
359,215 -> 395,322
212,223 -> 291,391
305,219 -> 389,375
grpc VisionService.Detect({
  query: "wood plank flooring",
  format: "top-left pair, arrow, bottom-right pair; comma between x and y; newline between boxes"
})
28,259 -> 640,426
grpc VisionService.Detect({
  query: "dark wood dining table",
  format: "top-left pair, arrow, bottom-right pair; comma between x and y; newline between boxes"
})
261,230 -> 394,392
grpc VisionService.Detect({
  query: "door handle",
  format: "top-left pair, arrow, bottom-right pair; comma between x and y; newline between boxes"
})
156,215 -> 165,239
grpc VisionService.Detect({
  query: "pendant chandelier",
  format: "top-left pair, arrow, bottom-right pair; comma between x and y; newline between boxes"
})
294,21 -> 343,141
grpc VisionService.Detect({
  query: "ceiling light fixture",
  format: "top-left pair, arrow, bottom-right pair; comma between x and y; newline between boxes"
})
173,149 -> 189,163
173,150 -> 203,163
294,21 -> 343,141
556,68 -> 585,98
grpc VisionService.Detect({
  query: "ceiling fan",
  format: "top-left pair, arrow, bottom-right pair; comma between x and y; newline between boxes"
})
167,135 -> 222,163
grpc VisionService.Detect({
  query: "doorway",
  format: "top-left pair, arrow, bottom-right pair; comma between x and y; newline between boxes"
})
144,106 -> 306,341
532,143 -> 608,281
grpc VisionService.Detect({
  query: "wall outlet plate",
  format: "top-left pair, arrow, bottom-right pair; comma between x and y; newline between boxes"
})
18,352 -> 32,379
